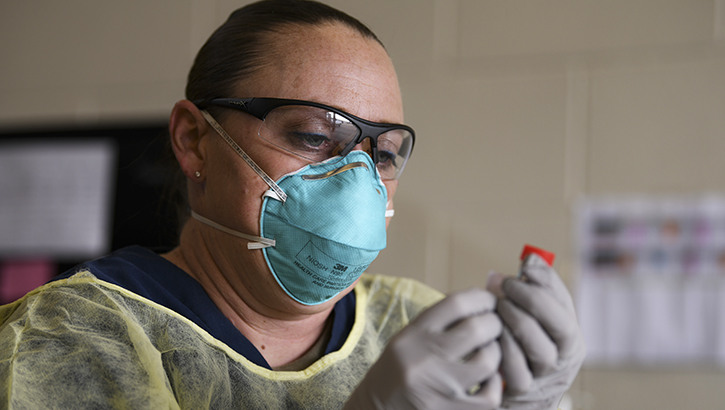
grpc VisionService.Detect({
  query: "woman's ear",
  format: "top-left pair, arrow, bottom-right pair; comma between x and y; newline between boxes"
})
169,100 -> 209,181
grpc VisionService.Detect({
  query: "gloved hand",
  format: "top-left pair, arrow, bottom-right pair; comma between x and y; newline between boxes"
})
488,253 -> 586,410
344,288 -> 504,410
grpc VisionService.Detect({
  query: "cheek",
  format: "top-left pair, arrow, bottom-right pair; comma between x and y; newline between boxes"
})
383,180 -> 398,203
201,120 -> 272,234
204,149 -> 263,232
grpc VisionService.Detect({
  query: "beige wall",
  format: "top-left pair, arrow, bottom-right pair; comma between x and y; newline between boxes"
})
2,1 -> 725,408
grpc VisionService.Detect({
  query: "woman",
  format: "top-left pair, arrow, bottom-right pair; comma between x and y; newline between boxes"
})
0,1 -> 583,409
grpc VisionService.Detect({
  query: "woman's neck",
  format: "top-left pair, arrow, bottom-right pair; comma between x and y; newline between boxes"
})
162,223 -> 335,368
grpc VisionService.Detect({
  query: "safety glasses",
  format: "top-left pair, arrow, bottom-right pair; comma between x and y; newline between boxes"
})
195,97 -> 415,180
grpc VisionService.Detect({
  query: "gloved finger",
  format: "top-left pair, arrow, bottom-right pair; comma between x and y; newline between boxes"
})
499,326 -> 533,395
519,254 -> 575,312
467,370 -> 503,410
497,298 -> 557,376
405,343 -> 501,408
460,339 -> 502,380
485,271 -> 507,299
437,343 -> 502,409
434,312 -> 502,360
502,278 -> 580,358
414,288 -> 497,333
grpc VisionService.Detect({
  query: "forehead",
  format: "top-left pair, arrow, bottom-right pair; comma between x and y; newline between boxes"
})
236,23 -> 404,124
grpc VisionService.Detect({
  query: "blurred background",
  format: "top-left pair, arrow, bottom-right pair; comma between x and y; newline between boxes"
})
1,1 -> 724,408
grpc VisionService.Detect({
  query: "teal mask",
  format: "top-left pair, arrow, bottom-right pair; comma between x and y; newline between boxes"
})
192,111 -> 388,305
260,151 -> 387,305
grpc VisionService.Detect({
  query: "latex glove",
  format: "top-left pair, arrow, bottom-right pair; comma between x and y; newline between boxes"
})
344,288 -> 504,410
488,254 -> 585,410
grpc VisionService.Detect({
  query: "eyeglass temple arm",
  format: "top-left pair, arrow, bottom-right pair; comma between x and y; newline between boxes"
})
196,98 -> 256,115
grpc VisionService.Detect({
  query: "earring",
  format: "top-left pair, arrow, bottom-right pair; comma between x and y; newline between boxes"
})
194,171 -> 201,178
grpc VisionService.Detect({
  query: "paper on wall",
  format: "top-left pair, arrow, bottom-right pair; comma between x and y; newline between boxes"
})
0,139 -> 116,258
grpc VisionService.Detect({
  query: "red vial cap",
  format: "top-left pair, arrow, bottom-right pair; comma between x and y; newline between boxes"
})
520,244 -> 556,266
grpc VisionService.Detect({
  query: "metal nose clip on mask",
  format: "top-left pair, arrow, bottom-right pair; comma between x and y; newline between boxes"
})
193,111 -> 388,305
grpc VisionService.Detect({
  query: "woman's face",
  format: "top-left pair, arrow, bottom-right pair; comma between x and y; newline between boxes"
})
193,23 -> 405,315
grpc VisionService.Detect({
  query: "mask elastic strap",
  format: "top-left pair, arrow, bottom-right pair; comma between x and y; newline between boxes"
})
200,110 -> 287,203
263,189 -> 283,202
190,210 -> 276,249
385,200 -> 394,218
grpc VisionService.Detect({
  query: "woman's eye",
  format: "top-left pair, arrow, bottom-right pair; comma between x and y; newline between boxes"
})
377,150 -> 397,169
290,132 -> 330,148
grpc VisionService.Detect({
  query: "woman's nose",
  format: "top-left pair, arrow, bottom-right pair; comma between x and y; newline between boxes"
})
352,138 -> 374,160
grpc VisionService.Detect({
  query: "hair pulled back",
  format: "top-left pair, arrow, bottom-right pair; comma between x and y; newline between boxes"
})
186,0 -> 383,108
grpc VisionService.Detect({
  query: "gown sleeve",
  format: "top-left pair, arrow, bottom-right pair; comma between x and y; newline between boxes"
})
0,274 -> 180,410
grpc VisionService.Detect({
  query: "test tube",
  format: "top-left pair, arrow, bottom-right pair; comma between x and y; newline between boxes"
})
518,244 -> 556,278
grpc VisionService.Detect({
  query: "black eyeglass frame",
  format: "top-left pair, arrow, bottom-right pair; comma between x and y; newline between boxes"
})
195,97 -> 416,178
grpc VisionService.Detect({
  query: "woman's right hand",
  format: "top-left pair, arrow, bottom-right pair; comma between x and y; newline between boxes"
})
344,288 -> 503,410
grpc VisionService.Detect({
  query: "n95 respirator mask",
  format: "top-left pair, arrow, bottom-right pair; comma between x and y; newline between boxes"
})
259,151 -> 387,305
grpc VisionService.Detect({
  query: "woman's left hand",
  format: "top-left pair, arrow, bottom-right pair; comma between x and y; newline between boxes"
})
490,254 -> 586,410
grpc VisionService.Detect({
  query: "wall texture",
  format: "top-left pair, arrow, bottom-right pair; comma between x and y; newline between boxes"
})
2,1 -> 725,408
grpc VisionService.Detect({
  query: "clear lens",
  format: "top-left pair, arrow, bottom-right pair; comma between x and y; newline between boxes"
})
259,105 -> 413,179
259,105 -> 357,163
375,129 -> 413,180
